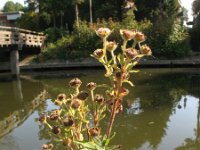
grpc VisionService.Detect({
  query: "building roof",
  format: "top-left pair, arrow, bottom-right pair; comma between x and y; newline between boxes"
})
0,11 -> 24,15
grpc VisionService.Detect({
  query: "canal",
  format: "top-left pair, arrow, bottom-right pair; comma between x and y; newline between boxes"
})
0,68 -> 200,150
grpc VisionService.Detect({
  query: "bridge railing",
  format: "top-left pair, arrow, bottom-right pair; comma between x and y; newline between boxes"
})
0,26 -> 45,47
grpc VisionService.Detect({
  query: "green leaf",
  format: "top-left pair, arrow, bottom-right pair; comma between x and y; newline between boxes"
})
96,84 -> 110,88
117,53 -> 125,65
129,70 -> 140,73
123,80 -> 134,87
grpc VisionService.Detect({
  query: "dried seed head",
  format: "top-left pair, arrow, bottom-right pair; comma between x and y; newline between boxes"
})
39,113 -> 46,123
71,99 -> 81,109
86,82 -> 97,91
69,78 -> 82,88
96,27 -> 111,38
125,48 -> 138,59
89,127 -> 100,137
52,126 -> 61,135
106,41 -> 117,52
63,116 -> 74,127
57,93 -> 66,101
120,29 -> 135,41
42,144 -> 49,150
49,113 -> 59,121
140,44 -> 152,55
48,144 -> 54,149
93,49 -> 104,59
94,94 -> 104,103
134,32 -> 145,42
77,91 -> 89,101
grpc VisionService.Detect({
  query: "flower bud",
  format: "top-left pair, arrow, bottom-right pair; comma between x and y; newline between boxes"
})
89,127 -> 100,137
52,126 -> 61,135
125,48 -> 138,59
86,82 -> 96,91
48,144 -> 54,149
71,99 -> 81,109
106,41 -> 117,52
96,28 -> 111,38
93,49 -> 104,59
69,78 -> 82,88
94,94 -> 104,103
134,32 -> 145,42
49,113 -> 59,121
63,116 -> 74,127
120,29 -> 135,41
140,44 -> 152,55
42,144 -> 49,150
77,91 -> 89,101
57,93 -> 66,101
39,113 -> 46,123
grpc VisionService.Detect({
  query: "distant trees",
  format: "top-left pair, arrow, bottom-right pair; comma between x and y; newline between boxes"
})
3,1 -> 23,12
190,0 -> 200,51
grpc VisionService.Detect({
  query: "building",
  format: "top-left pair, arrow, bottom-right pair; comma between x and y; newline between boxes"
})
0,11 -> 24,27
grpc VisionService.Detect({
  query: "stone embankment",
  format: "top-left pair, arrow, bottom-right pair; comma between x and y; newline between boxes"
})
1,58 -> 200,72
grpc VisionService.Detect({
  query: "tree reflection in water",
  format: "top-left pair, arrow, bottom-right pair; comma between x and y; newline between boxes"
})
1,69 -> 200,150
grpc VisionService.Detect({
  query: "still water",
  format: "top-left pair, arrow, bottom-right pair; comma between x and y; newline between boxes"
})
0,68 -> 200,150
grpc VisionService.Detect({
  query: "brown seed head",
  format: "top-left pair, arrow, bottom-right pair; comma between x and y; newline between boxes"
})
49,113 -> 59,121
42,144 -> 49,150
52,126 -> 61,135
77,91 -> 89,101
141,44 -> 152,55
96,28 -> 111,38
89,127 -> 100,137
86,82 -> 97,91
63,116 -> 74,127
93,49 -> 104,59
71,99 -> 81,109
106,41 -> 117,52
57,93 -> 66,101
125,48 -> 138,59
69,78 -> 82,88
94,94 -> 104,103
39,113 -> 46,123
120,29 -> 135,41
135,32 -> 145,42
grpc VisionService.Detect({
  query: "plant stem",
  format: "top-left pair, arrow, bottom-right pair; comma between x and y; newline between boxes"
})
106,75 -> 122,138
103,37 -> 108,63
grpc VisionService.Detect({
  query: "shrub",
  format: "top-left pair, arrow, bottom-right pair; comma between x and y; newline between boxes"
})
148,22 -> 191,59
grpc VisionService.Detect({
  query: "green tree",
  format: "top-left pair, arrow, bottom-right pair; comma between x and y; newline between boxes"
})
3,1 -> 23,12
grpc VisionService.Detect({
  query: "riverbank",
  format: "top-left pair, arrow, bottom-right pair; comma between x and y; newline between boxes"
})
1,56 -> 200,73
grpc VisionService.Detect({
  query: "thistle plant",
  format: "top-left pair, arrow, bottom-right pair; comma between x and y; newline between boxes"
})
39,27 -> 151,150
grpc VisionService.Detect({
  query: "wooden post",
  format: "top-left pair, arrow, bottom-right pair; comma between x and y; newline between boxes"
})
10,49 -> 20,77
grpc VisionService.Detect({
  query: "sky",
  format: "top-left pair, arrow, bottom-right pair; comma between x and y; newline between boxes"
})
0,0 -> 195,21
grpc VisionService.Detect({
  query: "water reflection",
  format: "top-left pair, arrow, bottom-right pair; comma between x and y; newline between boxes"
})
0,76 -> 47,138
0,69 -> 200,150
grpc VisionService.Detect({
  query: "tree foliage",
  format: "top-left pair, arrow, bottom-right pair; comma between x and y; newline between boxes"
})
3,1 -> 23,12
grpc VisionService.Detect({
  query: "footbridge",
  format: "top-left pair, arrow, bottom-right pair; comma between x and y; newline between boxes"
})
0,26 -> 45,76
